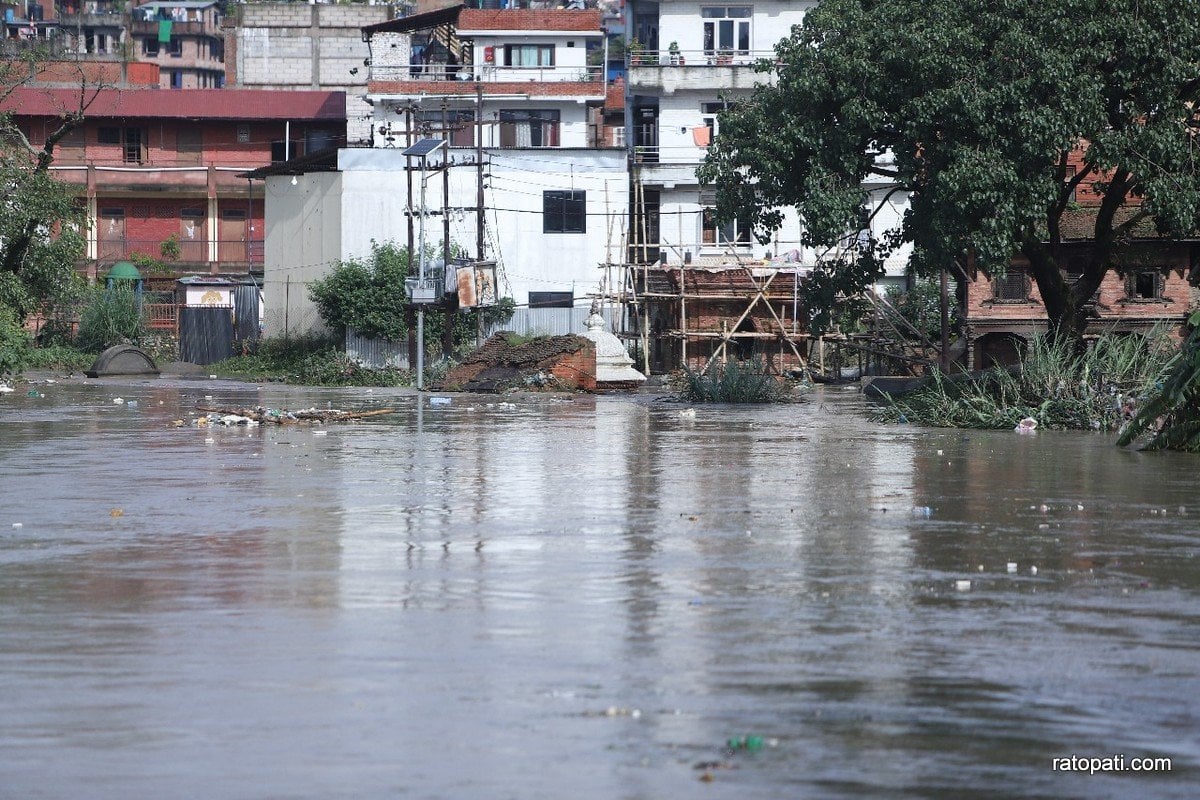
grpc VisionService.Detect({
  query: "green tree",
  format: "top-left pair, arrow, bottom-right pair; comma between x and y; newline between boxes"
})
309,240 -> 515,353
699,0 -> 1200,346
1,52 -> 95,321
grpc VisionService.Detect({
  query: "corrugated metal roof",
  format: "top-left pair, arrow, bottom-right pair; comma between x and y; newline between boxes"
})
2,88 -> 347,121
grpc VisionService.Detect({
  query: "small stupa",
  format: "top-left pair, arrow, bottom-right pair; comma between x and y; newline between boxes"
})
580,301 -> 646,392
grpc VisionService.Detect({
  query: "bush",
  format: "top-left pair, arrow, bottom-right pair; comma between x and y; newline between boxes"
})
875,327 -> 1176,430
676,358 -> 797,403
1117,313 -> 1200,451
0,305 -> 32,376
75,284 -> 145,353
211,333 -> 406,387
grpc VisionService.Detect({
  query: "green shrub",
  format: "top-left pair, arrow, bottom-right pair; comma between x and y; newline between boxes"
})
676,357 -> 796,403
0,305 -> 31,376
75,284 -> 145,353
1117,312 -> 1200,451
875,326 -> 1176,430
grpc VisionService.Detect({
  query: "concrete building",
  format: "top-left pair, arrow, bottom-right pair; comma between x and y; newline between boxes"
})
623,0 -> 911,292
222,2 -> 392,146
256,5 -> 628,338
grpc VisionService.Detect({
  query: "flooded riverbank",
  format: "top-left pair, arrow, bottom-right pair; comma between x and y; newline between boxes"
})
1,377 -> 1197,798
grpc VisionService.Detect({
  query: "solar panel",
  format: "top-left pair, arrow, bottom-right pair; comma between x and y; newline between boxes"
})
402,138 -> 446,158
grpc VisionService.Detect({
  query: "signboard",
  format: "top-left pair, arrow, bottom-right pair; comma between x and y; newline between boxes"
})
456,261 -> 498,308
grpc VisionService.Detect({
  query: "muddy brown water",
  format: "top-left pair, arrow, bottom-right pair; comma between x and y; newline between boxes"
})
1,378 -> 1198,799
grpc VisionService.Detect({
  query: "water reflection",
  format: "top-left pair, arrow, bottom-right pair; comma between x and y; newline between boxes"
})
1,381 -> 1197,798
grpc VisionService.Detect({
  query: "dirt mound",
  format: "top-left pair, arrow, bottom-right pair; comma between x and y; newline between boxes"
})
435,333 -> 596,393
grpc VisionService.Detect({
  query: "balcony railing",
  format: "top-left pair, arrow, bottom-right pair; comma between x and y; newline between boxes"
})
370,63 -> 604,85
95,238 -> 263,267
627,48 -> 776,67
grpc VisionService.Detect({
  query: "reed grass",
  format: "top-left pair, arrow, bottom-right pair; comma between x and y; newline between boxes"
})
874,326 -> 1176,431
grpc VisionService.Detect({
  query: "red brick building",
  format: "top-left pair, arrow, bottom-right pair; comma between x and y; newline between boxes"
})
961,149 -> 1200,369
2,86 -> 346,278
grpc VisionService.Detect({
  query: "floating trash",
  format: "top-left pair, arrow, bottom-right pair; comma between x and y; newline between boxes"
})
0,384 -> 14,394
911,506 -> 933,518
429,397 -> 452,406
679,408 -> 697,419
1007,562 -> 1018,574
1030,566 -> 1039,576
955,579 -> 972,592
1015,417 -> 1038,434
11,522 -> 22,528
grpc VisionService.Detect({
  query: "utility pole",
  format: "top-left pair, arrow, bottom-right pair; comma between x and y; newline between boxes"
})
441,99 -> 455,359
475,81 -> 485,348
406,104 -> 417,372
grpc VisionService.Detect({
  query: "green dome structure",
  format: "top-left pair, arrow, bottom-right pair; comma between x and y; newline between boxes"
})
105,261 -> 142,282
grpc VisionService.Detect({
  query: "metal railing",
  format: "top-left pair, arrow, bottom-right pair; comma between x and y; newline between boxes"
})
370,64 -> 604,84
627,48 -> 776,67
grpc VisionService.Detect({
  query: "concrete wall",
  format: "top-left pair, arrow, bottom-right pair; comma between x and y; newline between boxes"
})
261,171 -> 345,338
261,146 -> 628,336
230,3 -> 389,146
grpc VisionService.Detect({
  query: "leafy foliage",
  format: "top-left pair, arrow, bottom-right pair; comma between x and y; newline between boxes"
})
699,0 -> 1200,345
309,240 -> 411,341
1117,313 -> 1200,451
676,358 -> 797,403
308,240 -> 515,355
212,333 -> 406,387
875,328 -> 1176,430
885,278 -> 956,344
0,304 -> 31,376
75,284 -> 145,353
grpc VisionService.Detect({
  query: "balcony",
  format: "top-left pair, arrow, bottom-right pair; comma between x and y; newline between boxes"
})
370,63 -> 605,85
131,20 -> 222,38
626,48 -> 777,94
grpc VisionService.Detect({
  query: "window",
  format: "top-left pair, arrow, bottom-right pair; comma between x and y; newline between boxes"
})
416,110 -> 475,147
499,109 -> 560,148
143,37 -> 159,56
702,208 -> 751,245
1125,270 -> 1163,301
529,291 -> 575,308
170,70 -> 183,89
504,44 -> 554,67
993,269 -> 1030,302
121,127 -> 144,164
544,190 -> 586,234
701,101 -> 729,141
168,36 -> 182,57
702,6 -> 751,56
176,128 -> 202,164
236,125 -> 250,144
99,127 -> 144,163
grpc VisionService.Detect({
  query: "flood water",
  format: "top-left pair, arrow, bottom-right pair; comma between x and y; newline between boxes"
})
1,378 -> 1198,799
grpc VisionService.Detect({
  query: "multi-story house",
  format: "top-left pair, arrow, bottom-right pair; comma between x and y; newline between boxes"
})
129,0 -> 225,88
2,0 -> 57,48
1,86 -> 347,277
259,5 -> 629,337
623,1 -> 910,290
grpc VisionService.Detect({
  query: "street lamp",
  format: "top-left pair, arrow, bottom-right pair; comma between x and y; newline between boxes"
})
402,137 -> 448,391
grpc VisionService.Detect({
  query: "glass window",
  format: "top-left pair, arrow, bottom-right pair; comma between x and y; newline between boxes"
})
544,190 -> 586,234
702,6 -> 752,55
499,110 -> 560,148
702,208 -> 750,245
505,44 -> 554,67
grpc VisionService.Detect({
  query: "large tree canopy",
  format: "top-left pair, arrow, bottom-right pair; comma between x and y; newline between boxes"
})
698,0 -> 1200,342
1,53 -> 91,321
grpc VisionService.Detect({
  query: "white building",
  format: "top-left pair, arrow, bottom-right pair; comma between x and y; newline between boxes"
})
624,0 -> 911,290
258,6 -> 629,337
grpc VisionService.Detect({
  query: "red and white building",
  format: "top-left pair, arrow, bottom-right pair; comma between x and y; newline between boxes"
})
3,86 -> 347,278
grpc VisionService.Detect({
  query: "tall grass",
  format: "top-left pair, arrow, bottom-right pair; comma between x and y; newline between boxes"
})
874,327 -> 1176,430
1117,314 -> 1200,451
676,358 -> 797,403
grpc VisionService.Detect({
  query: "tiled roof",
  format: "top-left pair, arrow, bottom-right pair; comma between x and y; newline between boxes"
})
2,88 -> 346,121
457,9 -> 602,33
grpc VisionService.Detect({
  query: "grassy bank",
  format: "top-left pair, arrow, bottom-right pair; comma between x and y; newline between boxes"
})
873,328 -> 1176,431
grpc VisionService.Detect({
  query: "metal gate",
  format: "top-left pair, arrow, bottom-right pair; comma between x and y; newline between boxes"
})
179,305 -> 235,365
233,284 -> 261,348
